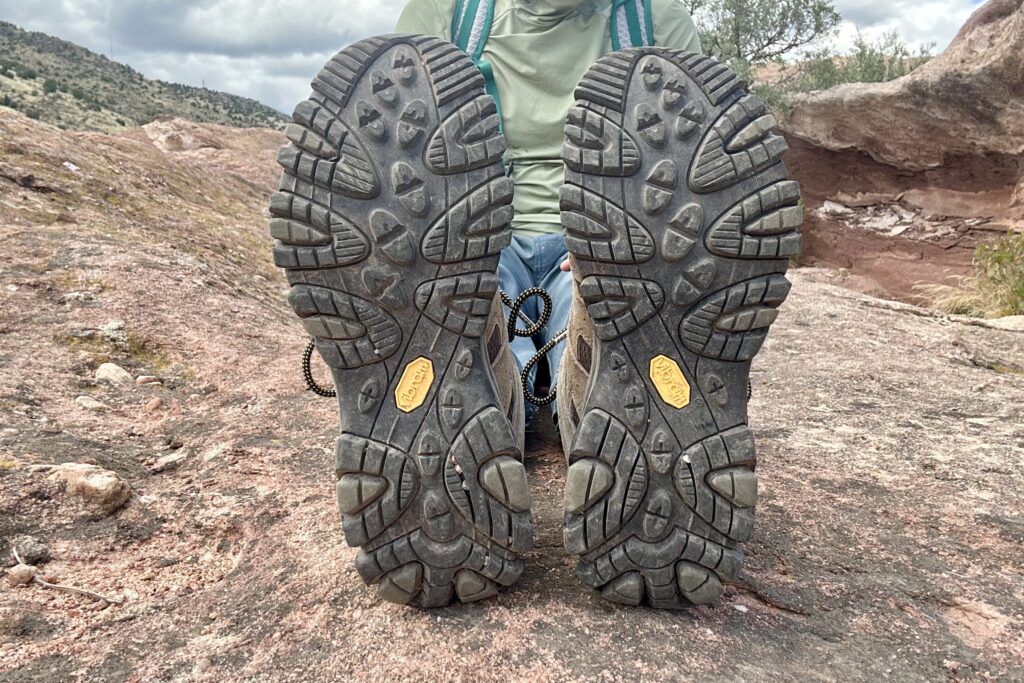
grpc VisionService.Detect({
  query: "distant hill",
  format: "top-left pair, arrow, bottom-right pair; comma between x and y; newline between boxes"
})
0,21 -> 288,132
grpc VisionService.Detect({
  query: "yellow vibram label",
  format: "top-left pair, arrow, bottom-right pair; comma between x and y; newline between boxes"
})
649,355 -> 691,409
395,357 -> 434,413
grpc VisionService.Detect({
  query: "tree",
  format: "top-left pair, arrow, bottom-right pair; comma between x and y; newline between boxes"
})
683,0 -> 842,65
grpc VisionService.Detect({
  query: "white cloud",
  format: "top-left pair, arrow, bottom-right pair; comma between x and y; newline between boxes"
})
0,0 -> 988,114
0,0 -> 409,112
830,0 -> 981,52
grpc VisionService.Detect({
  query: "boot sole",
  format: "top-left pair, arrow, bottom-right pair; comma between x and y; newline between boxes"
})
559,49 -> 801,608
270,34 -> 533,607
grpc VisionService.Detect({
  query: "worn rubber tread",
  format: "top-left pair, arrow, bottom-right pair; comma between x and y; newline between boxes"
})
270,34 -> 532,607
561,49 -> 801,609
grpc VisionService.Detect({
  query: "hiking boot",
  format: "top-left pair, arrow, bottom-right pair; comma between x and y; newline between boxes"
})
556,49 -> 802,609
269,34 -> 533,607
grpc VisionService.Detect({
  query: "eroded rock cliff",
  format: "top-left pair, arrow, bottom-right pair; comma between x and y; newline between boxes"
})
781,0 -> 1024,297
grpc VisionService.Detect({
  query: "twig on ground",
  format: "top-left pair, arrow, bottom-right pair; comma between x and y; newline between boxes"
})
32,575 -> 124,604
10,549 -> 124,604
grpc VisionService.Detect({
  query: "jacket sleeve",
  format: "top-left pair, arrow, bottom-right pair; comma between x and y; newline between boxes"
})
395,0 -> 452,40
652,0 -> 702,53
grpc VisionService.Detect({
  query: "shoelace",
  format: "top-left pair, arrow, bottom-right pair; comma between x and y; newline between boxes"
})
302,338 -> 337,398
301,288 -> 567,405
500,288 -> 567,407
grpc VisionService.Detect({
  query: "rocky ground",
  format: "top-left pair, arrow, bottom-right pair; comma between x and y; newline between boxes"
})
1,106 -> 1023,682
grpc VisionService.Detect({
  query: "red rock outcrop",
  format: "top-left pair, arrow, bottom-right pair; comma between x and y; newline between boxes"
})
782,0 -> 1024,298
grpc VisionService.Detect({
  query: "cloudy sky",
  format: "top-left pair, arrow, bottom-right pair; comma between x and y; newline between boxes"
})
0,0 -> 984,114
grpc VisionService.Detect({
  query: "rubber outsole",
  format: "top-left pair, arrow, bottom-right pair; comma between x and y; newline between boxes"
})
270,34 -> 533,607
559,49 -> 801,609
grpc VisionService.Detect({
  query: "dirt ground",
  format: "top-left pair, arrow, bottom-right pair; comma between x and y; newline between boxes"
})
1,110 -> 1023,682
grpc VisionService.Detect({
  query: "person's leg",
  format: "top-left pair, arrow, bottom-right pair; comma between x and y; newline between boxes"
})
499,234 -> 541,425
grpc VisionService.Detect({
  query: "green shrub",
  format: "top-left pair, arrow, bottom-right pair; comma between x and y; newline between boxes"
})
751,31 -> 934,112
793,32 -> 932,91
43,78 -> 58,94
916,232 -> 1024,318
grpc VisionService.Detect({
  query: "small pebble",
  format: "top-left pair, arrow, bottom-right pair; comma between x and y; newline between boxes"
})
95,362 -> 133,385
136,376 -> 161,385
75,395 -> 109,411
7,564 -> 36,586
150,450 -> 188,473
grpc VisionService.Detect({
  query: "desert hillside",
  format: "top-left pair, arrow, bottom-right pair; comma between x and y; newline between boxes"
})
0,21 -> 287,132
1,101 -> 1023,680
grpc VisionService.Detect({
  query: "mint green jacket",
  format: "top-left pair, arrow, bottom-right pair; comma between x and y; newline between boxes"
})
397,0 -> 701,235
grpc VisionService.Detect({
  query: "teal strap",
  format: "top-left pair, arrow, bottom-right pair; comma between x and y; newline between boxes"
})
450,0 -> 503,132
478,59 -> 503,126
624,0 -> 644,46
641,0 -> 655,45
470,0 -> 495,59
612,0 -> 655,49
451,0 -> 493,57
611,0 -> 625,50
459,0 -> 482,49
450,0 -> 471,48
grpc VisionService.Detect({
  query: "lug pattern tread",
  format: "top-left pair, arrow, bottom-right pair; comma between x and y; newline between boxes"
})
705,180 -> 803,258
562,107 -> 641,176
679,274 -> 792,362
426,95 -> 507,174
269,35 -> 532,607
560,184 -> 655,264
560,48 -> 799,608
422,176 -> 514,263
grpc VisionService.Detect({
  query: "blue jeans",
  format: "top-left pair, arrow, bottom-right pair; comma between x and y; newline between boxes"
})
499,233 -> 573,425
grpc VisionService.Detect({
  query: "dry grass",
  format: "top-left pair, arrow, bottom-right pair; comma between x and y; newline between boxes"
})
916,232 -> 1024,318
